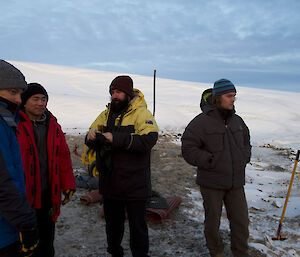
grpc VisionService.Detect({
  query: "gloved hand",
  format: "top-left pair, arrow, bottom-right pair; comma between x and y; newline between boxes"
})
19,227 -> 39,257
95,133 -> 106,144
62,189 -> 75,205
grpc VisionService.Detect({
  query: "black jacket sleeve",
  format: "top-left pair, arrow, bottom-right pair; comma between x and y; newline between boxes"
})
0,149 -> 37,231
181,117 -> 213,169
113,132 -> 158,152
241,118 -> 252,163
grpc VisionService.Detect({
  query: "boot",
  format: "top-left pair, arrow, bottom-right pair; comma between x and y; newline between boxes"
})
214,253 -> 224,257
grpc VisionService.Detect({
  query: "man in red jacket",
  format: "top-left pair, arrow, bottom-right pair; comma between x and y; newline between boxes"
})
17,83 -> 76,257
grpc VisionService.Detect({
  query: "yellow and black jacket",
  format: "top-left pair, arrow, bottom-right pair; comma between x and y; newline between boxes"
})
86,89 -> 158,200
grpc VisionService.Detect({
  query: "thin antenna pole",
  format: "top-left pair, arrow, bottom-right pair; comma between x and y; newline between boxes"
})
153,69 -> 156,117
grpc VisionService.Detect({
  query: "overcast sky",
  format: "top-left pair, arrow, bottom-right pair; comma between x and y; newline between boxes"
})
1,0 -> 300,91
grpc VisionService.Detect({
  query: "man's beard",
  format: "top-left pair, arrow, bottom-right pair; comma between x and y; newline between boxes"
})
111,97 -> 129,113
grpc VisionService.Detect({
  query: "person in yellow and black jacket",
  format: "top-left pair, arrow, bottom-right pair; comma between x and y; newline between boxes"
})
85,75 -> 158,257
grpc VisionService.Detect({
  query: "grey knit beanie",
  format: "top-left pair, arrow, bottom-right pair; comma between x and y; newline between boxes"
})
0,60 -> 27,90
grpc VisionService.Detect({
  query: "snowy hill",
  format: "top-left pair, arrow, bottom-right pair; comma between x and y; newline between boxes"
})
11,60 -> 300,150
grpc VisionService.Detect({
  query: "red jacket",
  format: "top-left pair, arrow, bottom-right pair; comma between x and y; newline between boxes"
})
17,110 -> 76,222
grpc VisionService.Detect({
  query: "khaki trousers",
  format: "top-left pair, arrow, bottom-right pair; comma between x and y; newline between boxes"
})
200,186 -> 249,257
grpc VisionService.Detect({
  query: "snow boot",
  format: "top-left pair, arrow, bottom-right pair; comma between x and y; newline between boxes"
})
214,253 -> 223,257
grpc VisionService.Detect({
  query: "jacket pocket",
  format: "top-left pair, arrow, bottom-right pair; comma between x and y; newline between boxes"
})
204,128 -> 225,152
230,124 -> 244,148
202,128 -> 225,171
230,125 -> 249,163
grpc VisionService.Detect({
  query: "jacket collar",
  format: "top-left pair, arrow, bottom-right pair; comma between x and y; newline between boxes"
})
0,96 -> 18,114
19,109 -> 52,126
0,98 -> 19,128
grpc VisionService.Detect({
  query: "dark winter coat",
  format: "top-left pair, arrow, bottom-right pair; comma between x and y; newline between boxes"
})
17,110 -> 76,222
86,89 -> 158,200
0,99 -> 36,249
181,89 -> 251,189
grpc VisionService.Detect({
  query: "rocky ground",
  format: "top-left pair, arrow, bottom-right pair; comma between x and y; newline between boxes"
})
54,133 -> 268,257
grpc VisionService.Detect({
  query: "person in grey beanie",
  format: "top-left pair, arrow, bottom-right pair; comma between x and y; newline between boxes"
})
0,60 -> 39,257
181,79 -> 251,257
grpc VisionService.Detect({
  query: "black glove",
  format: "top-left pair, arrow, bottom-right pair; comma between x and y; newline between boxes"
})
95,133 -> 106,144
19,227 -> 39,257
62,189 -> 75,205
85,133 -> 106,150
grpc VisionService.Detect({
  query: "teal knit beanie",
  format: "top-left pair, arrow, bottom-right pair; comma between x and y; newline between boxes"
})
212,79 -> 236,96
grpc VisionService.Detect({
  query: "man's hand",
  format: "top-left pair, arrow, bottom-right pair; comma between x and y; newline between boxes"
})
103,132 -> 113,143
87,129 -> 97,141
19,227 -> 39,257
62,189 -> 75,205
88,129 -> 113,143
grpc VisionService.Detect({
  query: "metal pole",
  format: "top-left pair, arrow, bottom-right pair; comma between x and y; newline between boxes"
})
153,69 -> 156,117
273,150 -> 300,240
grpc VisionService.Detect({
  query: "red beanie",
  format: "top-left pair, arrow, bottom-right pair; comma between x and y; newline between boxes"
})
109,75 -> 133,98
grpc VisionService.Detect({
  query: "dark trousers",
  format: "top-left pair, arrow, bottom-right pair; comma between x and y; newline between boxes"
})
32,192 -> 55,257
0,241 -> 21,257
103,199 -> 149,257
200,186 -> 249,257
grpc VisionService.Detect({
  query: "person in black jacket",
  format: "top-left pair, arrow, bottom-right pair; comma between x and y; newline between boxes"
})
85,75 -> 158,257
181,79 -> 251,257
0,60 -> 38,257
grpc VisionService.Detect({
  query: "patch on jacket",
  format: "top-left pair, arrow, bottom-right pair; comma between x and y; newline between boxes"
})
145,120 -> 153,124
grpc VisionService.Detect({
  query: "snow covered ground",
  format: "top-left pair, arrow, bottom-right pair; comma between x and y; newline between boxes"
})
10,60 -> 300,256
10,60 -> 300,149
187,146 -> 300,257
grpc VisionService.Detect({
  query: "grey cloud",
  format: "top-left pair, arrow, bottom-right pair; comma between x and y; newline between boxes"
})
1,0 -> 300,91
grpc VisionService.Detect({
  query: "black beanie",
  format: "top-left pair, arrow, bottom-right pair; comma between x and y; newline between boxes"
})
0,60 -> 27,90
21,83 -> 48,109
109,75 -> 133,98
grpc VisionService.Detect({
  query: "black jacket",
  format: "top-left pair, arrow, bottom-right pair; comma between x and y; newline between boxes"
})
86,89 -> 158,200
181,89 -> 251,189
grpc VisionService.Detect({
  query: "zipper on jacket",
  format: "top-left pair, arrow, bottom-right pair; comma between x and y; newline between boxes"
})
226,125 -> 235,188
24,125 -> 38,194
50,118 -> 56,182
